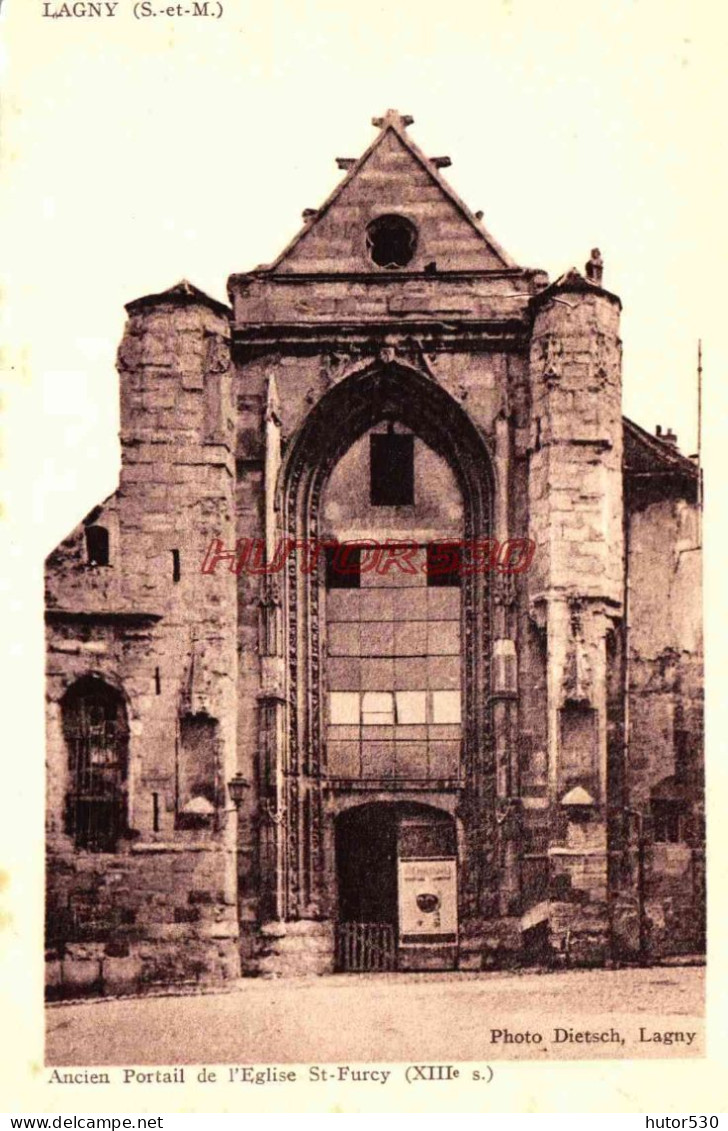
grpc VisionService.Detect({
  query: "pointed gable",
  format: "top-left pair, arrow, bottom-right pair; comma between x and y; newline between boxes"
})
270,110 -> 516,275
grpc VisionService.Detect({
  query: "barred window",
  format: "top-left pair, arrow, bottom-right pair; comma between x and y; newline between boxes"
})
62,678 -> 129,852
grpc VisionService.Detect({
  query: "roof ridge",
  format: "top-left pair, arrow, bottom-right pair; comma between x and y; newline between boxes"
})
623,415 -> 698,475
125,279 -> 230,317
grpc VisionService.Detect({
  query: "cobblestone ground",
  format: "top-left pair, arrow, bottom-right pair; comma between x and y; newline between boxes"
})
46,966 -> 704,1066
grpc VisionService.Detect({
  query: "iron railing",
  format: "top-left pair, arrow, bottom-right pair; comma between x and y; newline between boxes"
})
335,921 -> 396,972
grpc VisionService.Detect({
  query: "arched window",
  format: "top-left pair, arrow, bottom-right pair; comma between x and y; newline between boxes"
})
62,677 -> 129,852
85,525 -> 110,567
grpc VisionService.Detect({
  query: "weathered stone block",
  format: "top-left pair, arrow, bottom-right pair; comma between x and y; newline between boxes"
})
256,950 -> 333,978
102,955 -> 143,996
45,960 -> 62,991
62,958 -> 102,993
64,942 -> 106,961
174,907 -> 201,924
197,920 -> 238,940
188,889 -> 214,904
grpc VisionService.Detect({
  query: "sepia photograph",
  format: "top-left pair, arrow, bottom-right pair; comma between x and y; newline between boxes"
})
1,0 -> 724,1116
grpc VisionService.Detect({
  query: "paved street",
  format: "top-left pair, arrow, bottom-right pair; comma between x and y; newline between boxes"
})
46,966 -> 704,1066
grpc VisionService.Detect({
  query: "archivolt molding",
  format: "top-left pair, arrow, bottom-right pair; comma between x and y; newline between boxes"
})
273,361 -> 498,919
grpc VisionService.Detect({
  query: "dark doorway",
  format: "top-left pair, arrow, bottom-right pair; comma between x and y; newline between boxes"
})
335,804 -> 398,972
334,802 -> 458,972
336,804 -> 398,925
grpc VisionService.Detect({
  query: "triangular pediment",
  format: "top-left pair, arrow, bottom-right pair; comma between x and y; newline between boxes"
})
270,110 -> 516,275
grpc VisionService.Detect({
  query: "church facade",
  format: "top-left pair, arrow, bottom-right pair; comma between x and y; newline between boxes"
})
44,111 -> 704,995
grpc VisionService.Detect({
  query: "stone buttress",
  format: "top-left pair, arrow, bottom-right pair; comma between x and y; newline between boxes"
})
526,272 -> 624,962
45,283 -> 240,995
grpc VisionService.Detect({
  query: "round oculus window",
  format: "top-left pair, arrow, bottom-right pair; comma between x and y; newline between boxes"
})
365,214 -> 418,269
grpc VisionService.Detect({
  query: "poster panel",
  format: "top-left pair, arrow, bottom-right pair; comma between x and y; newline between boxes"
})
397,857 -> 457,944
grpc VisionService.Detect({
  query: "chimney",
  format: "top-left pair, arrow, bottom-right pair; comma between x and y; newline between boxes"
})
655,425 -> 678,448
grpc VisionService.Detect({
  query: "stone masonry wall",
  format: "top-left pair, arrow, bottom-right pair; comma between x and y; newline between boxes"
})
617,493 -> 704,957
526,278 -> 624,961
45,288 -> 241,993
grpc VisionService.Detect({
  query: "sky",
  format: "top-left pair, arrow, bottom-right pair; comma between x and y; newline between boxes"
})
1,0 -> 725,556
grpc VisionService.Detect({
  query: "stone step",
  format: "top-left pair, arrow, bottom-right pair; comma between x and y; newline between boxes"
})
250,920 -> 336,977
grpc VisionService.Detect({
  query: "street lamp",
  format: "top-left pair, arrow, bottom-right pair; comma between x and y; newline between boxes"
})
227,772 -> 250,812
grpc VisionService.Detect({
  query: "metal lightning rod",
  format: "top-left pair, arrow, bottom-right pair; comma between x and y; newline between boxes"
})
697,339 -> 703,514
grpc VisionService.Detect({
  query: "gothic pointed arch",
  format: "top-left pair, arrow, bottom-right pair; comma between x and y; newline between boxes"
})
272,361 -> 499,922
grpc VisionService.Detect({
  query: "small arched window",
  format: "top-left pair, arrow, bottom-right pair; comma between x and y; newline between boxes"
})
86,525 -> 110,567
62,677 -> 129,852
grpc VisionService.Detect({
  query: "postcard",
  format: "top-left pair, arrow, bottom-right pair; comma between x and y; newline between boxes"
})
0,0 -> 725,1116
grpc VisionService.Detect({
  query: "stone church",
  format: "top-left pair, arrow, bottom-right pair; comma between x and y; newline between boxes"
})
44,110 -> 703,994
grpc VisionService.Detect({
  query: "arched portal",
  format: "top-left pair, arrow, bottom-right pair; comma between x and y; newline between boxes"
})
266,361 -> 497,933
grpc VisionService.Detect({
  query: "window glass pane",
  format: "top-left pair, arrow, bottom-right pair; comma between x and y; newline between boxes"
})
370,434 -> 414,506
362,692 -> 393,712
325,544 -> 361,589
329,691 -> 360,725
432,690 -> 461,724
361,691 -> 394,724
426,542 -> 461,587
395,691 -> 427,724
